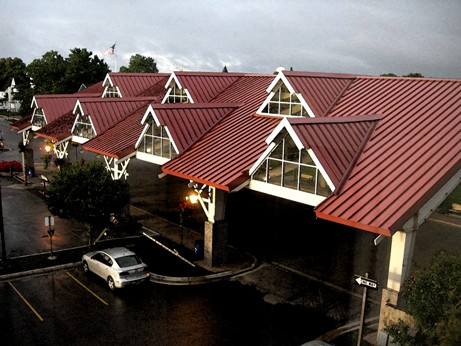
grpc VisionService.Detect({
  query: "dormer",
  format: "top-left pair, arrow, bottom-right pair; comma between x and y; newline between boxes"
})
249,115 -> 380,206
30,99 -> 47,130
250,122 -> 333,206
136,104 -> 178,165
71,100 -> 96,143
102,74 -> 122,98
257,67 -> 314,118
162,72 -> 193,104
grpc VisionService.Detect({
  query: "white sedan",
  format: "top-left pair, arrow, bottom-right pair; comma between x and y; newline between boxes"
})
82,247 -> 150,291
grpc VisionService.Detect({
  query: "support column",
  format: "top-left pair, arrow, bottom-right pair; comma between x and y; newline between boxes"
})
203,188 -> 228,267
204,220 -> 228,267
377,229 -> 417,344
387,229 -> 416,292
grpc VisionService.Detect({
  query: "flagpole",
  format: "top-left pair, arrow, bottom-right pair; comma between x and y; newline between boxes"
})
114,42 -> 117,72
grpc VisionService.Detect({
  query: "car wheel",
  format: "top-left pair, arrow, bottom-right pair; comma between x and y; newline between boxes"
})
83,261 -> 89,273
107,276 -> 116,291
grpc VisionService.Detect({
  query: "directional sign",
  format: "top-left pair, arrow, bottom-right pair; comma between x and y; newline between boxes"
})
354,275 -> 378,289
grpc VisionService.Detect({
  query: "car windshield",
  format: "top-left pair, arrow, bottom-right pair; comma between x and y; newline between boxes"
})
115,255 -> 142,268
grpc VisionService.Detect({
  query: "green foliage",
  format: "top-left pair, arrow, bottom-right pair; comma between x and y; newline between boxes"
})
45,161 -> 130,243
26,48 -> 110,96
119,54 -> 159,73
0,57 -> 32,115
26,51 -> 67,94
386,251 -> 461,344
438,181 -> 461,213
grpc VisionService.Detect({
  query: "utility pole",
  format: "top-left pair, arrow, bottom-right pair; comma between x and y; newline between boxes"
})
0,184 -> 6,262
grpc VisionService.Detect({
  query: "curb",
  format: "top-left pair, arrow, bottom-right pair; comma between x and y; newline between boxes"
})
0,262 -> 81,282
150,253 -> 259,285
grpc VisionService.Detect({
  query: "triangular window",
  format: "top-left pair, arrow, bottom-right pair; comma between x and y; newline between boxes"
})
73,112 -> 95,139
253,132 -> 331,196
104,85 -> 120,98
165,80 -> 190,104
261,82 -> 308,117
138,118 -> 177,159
32,108 -> 46,128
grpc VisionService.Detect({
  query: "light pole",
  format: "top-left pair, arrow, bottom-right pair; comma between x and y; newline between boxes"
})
0,184 -> 6,263
45,216 -> 56,260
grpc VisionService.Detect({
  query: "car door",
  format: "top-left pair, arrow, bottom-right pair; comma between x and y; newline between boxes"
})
91,252 -> 109,279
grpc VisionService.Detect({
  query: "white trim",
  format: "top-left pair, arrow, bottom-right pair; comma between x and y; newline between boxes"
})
141,104 -> 154,124
249,142 -> 276,175
256,68 -> 316,118
248,180 -> 326,206
161,72 -> 193,104
136,151 -> 170,165
71,110 -> 97,138
30,96 -> 38,109
307,148 -> 335,192
73,99 -> 83,114
102,73 -> 112,87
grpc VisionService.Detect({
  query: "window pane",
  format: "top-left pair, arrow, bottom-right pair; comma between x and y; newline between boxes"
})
270,141 -> 283,159
161,138 -> 170,158
268,159 -> 282,185
317,172 -> 332,196
301,150 -> 314,165
283,162 -> 298,189
284,137 -> 299,162
279,102 -> 290,115
300,166 -> 316,193
253,161 -> 267,182
153,124 -> 161,136
280,85 -> 291,102
153,137 -> 161,156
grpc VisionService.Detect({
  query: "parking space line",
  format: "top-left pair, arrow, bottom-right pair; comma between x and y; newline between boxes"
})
8,282 -> 44,322
66,271 -> 108,306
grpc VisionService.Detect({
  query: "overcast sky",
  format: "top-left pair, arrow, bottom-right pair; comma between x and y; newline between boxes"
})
2,0 -> 461,78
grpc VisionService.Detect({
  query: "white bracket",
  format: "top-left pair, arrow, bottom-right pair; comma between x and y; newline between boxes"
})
188,181 -> 215,222
103,156 -> 130,180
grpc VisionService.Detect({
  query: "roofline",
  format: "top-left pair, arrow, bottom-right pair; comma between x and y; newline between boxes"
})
314,210 -> 392,237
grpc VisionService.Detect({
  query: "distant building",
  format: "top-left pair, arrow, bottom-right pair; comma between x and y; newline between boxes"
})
0,78 -> 21,112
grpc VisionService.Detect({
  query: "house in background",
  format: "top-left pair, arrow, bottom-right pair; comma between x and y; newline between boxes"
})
0,78 -> 21,112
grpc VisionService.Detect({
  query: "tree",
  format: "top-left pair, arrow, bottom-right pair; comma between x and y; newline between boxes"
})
45,161 -> 131,246
26,48 -> 110,95
119,54 -> 159,73
26,51 -> 67,94
0,57 -> 32,115
386,251 -> 461,345
63,48 -> 110,93
403,73 -> 424,78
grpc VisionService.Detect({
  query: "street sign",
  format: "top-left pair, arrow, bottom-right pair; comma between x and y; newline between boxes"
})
354,275 -> 378,289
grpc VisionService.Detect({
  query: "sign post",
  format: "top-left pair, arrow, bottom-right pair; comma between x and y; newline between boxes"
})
354,273 -> 378,345
45,216 -> 56,260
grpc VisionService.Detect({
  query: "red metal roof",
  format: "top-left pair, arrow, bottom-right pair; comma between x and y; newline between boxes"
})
289,115 -> 380,187
35,111 -> 74,142
315,76 -> 461,236
152,103 -> 240,152
76,97 -> 154,135
33,94 -> 82,124
83,106 -> 148,159
284,71 -> 356,116
10,114 -> 32,131
106,73 -> 169,97
162,74 -> 280,191
173,72 -> 245,103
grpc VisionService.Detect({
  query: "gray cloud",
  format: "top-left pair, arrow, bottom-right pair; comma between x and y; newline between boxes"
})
1,0 -> 460,78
